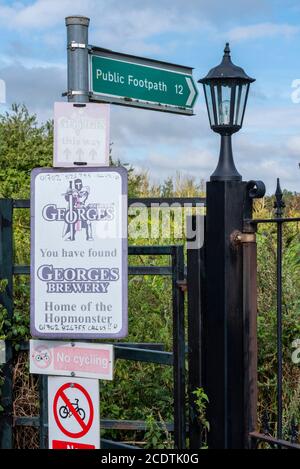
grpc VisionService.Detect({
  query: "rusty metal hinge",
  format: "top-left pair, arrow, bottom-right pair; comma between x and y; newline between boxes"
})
231,230 -> 256,246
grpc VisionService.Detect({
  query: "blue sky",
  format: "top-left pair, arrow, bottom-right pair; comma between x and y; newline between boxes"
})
0,0 -> 300,193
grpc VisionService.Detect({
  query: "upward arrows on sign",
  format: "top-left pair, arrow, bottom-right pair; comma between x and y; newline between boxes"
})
89,149 -> 97,160
76,148 -> 84,161
63,148 -> 71,160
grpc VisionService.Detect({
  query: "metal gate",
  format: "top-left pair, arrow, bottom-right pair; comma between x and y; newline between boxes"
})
0,186 -> 299,449
186,179 -> 300,449
0,196 -> 204,449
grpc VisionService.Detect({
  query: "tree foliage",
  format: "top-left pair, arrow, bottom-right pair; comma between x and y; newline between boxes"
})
0,105 -> 298,447
0,104 -> 53,198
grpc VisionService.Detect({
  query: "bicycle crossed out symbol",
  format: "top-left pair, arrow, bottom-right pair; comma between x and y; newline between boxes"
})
53,382 -> 94,438
59,398 -> 86,421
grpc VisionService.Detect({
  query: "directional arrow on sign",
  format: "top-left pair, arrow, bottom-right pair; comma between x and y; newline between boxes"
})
63,148 -> 71,160
76,148 -> 84,161
89,50 -> 198,115
89,149 -> 97,160
186,77 -> 197,107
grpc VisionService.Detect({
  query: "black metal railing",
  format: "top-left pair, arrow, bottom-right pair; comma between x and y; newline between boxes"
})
245,178 -> 300,449
2,185 -> 298,450
0,197 -> 206,449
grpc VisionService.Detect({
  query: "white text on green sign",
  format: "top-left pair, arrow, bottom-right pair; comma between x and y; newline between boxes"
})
90,54 -> 198,114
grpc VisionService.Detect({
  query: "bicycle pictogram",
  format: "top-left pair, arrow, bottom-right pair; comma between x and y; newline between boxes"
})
53,381 -> 94,439
32,345 -> 52,369
35,351 -> 50,363
49,377 -> 99,446
59,398 -> 86,420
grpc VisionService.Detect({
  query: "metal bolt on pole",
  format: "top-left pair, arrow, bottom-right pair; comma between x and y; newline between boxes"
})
65,16 -> 90,104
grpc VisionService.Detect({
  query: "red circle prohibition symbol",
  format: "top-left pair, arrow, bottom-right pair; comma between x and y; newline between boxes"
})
53,382 -> 94,439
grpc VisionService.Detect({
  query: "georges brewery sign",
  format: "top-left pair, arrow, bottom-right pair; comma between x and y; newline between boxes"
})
30,167 -> 127,339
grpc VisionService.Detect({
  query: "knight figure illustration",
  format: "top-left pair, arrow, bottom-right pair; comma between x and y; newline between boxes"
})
63,178 -> 93,241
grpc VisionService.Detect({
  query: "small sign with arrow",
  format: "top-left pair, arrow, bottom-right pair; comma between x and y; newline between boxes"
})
54,102 -> 110,168
89,48 -> 198,115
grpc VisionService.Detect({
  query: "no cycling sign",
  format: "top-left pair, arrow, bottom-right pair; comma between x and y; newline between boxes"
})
48,376 -> 100,449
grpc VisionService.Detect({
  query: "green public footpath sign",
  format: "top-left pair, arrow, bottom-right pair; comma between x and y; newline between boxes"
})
90,53 -> 198,114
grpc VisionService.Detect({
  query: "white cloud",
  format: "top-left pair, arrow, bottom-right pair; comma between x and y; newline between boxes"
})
135,135 -> 300,194
226,22 -> 300,42
0,0 -> 299,194
286,136 -> 300,156
0,1 -> 202,35
127,146 -> 215,184
110,104 -> 208,147
0,63 -> 65,118
0,0 -> 83,29
0,0 -> 268,31
245,105 -> 300,133
0,0 -> 271,56
0,1 -> 206,57
148,148 -> 213,171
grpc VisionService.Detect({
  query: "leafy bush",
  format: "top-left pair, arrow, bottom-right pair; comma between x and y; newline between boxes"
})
0,105 -> 298,447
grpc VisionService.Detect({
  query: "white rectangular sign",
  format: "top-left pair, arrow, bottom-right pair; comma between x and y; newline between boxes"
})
30,167 -> 128,339
53,102 -> 110,167
48,376 -> 100,449
30,340 -> 114,380
0,340 -> 5,364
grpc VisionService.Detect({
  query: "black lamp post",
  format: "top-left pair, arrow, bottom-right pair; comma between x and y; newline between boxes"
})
198,44 -> 259,449
198,43 -> 255,181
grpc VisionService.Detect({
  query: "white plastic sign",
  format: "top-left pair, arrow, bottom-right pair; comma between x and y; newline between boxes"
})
0,340 -> 5,364
30,167 -> 128,339
30,340 -> 114,380
53,102 -> 110,167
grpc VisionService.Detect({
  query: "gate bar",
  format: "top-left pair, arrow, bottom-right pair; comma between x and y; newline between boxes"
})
242,229 -> 258,448
39,375 -> 48,449
172,245 -> 186,449
0,200 -> 14,449
187,215 -> 204,448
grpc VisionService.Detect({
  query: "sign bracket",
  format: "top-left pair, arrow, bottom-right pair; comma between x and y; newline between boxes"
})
61,90 -> 92,98
68,41 -> 87,50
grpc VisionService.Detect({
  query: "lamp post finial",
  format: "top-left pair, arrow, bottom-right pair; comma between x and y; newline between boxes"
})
224,42 -> 231,56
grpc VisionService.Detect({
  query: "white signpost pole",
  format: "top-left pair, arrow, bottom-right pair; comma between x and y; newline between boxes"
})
29,16 -> 128,451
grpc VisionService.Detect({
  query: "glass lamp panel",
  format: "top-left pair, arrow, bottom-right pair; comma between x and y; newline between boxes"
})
229,84 -> 237,125
234,83 -> 249,126
213,83 -> 233,126
204,84 -> 215,126
220,84 -> 231,125
214,84 -> 222,125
